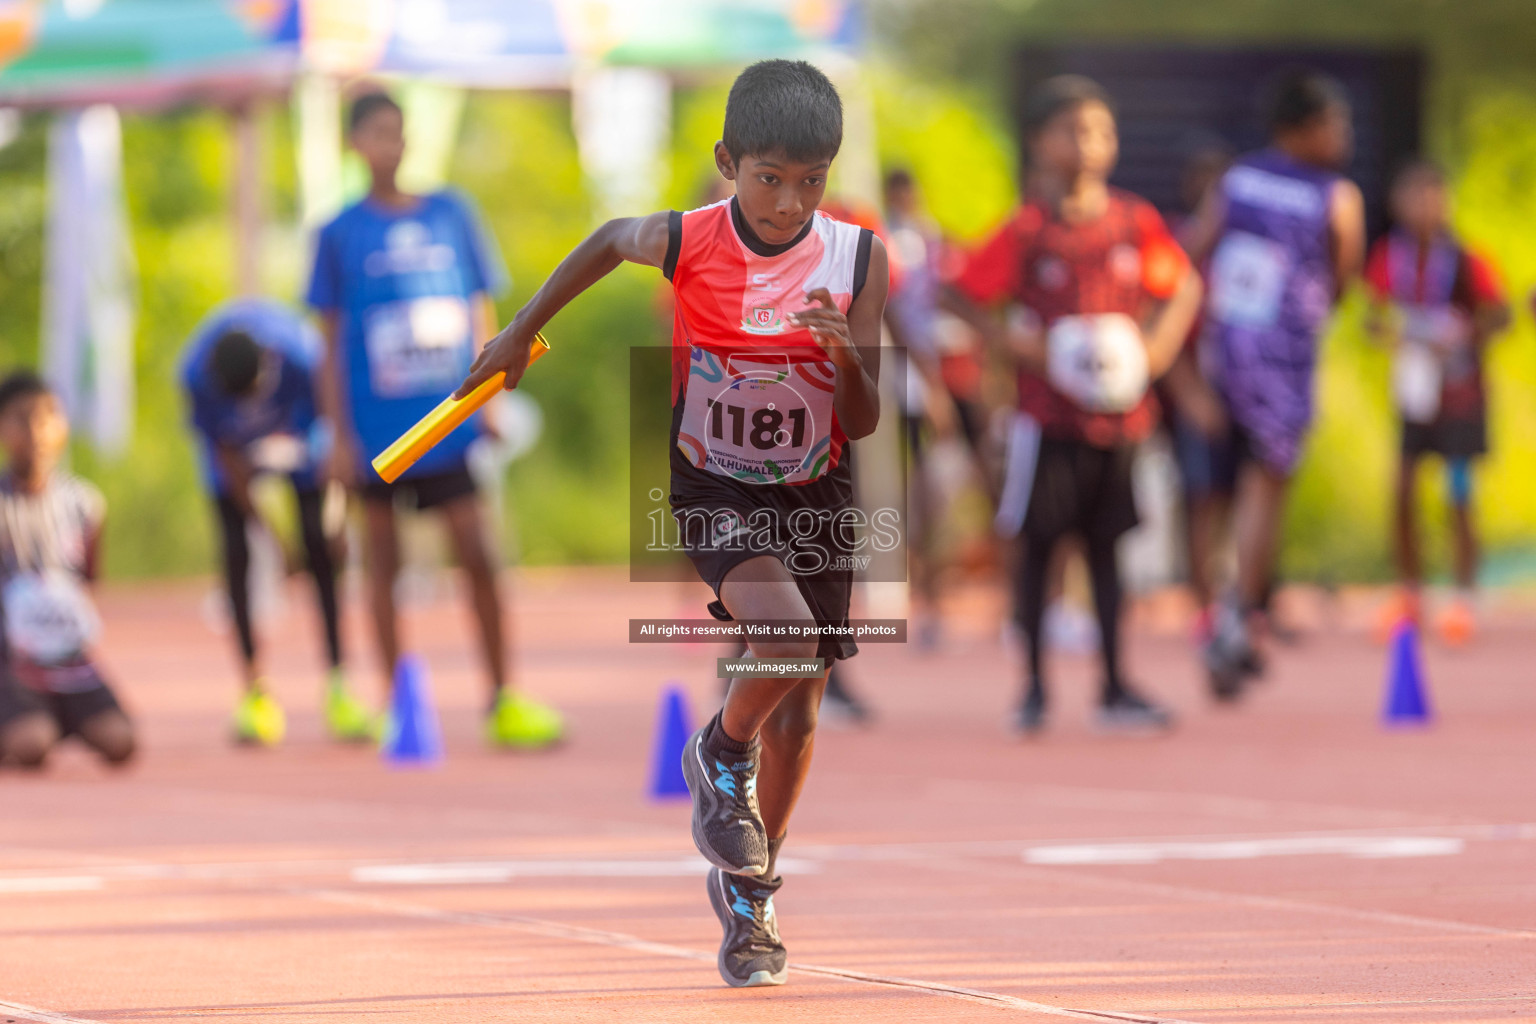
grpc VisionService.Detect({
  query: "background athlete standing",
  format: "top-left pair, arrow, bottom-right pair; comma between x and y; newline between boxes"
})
1183,70 -> 1366,699
307,91 -> 562,749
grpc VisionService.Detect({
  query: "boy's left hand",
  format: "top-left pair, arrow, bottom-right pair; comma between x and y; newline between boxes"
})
792,288 -> 862,371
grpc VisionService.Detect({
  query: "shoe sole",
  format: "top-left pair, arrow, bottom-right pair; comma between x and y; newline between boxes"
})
682,732 -> 768,875
706,868 -> 787,988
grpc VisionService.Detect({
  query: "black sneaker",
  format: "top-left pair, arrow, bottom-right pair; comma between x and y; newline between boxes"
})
1011,689 -> 1048,736
1204,604 -> 1261,701
706,867 -> 787,987
681,722 -> 768,875
1095,687 -> 1174,732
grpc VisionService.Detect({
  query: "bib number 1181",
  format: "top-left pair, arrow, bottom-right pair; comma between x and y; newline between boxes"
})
706,398 -> 806,451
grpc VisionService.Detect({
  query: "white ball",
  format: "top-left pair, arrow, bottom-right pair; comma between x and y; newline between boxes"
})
1045,313 -> 1150,414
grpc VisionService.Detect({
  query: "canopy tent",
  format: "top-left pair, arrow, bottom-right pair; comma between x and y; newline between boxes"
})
0,0 -> 862,101
0,0 -> 868,454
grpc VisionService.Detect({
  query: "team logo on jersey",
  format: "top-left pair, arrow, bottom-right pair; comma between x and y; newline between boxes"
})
742,305 -> 785,335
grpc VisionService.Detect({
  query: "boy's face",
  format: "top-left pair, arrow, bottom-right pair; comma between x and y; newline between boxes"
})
1393,173 -> 1448,237
1030,100 -> 1118,185
715,143 -> 829,246
351,105 -> 405,181
0,392 -> 69,479
885,180 -> 917,219
1294,104 -> 1354,169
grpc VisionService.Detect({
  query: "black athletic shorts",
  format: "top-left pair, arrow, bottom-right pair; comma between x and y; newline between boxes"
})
1023,435 -> 1140,544
1402,417 -> 1487,460
0,669 -> 121,738
359,460 -> 478,511
670,457 -> 858,663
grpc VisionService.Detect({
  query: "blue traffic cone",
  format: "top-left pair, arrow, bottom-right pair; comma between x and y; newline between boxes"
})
649,683 -> 692,800
1381,620 -> 1432,727
382,654 -> 444,766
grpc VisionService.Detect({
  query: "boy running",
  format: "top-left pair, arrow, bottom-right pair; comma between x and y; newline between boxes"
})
0,372 -> 134,768
181,298 -> 372,745
944,75 -> 1202,734
307,91 -> 561,749
453,61 -> 888,987
1183,70 -> 1365,698
1365,159 -> 1509,643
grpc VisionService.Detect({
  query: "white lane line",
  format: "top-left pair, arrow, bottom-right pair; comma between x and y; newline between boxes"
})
0,1000 -> 104,1024
908,856 -> 1536,940
301,888 -> 1200,1024
0,877 -> 103,894
352,856 -> 818,885
1024,835 -> 1465,865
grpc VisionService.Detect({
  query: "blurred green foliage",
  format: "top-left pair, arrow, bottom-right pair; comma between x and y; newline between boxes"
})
0,14 -> 1532,581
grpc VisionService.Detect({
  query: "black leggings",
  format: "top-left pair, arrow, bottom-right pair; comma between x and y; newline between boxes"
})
215,487 -> 341,669
1015,530 -> 1125,706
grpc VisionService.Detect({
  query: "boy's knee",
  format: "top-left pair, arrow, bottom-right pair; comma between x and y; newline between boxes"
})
81,712 -> 136,765
2,714 -> 58,768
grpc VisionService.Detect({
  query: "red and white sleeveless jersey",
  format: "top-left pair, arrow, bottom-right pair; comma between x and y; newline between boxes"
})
664,198 -> 873,486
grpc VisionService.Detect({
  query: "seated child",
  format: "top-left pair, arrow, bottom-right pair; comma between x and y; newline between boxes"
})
0,371 -> 134,768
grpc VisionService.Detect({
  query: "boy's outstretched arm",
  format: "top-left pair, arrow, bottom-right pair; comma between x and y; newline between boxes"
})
791,236 -> 888,440
454,212 -> 672,398
1143,270 -> 1203,378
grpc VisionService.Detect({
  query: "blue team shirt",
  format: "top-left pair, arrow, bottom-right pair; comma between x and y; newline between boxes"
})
305,190 -> 507,477
180,299 -> 323,493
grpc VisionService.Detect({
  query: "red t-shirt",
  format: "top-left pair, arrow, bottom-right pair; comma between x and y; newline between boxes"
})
1364,232 -> 1502,421
955,190 -> 1188,447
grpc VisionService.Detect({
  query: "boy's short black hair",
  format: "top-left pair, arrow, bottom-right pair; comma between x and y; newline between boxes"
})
1022,75 -> 1114,139
0,370 -> 52,418
349,90 -> 402,134
722,60 -> 842,166
1267,69 -> 1348,133
209,330 -> 263,397
883,168 -> 915,194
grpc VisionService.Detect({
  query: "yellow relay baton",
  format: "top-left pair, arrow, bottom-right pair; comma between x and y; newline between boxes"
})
371,333 -> 551,483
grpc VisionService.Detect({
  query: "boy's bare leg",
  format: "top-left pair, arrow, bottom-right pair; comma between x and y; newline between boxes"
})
1233,461 -> 1289,612
1394,453 -> 1422,589
76,709 -> 135,765
0,712 -> 57,768
439,495 -> 508,697
740,673 -> 828,841
717,554 -> 824,745
1450,480 -> 1478,593
362,500 -> 403,688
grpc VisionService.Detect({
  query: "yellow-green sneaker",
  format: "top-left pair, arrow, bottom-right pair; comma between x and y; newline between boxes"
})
485,690 -> 564,750
324,672 -> 378,743
232,689 -> 286,747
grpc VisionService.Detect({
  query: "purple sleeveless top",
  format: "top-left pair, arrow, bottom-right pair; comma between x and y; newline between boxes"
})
1202,149 -> 1341,471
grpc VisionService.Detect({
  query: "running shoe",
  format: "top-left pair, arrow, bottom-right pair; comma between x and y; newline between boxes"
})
1095,687 -> 1174,732
324,671 -> 378,743
1011,688 -> 1048,736
485,690 -> 565,750
232,688 -> 285,747
1204,601 -> 1261,701
681,721 -> 768,875
706,867 -> 787,987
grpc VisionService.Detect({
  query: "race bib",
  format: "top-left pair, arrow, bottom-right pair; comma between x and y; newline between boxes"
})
4,571 -> 100,666
1394,342 -> 1443,424
677,348 -> 837,485
1209,231 -> 1290,329
363,296 -> 472,398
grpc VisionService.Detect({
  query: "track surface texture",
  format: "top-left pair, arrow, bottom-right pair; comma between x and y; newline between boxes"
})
2,572 -> 1533,1023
